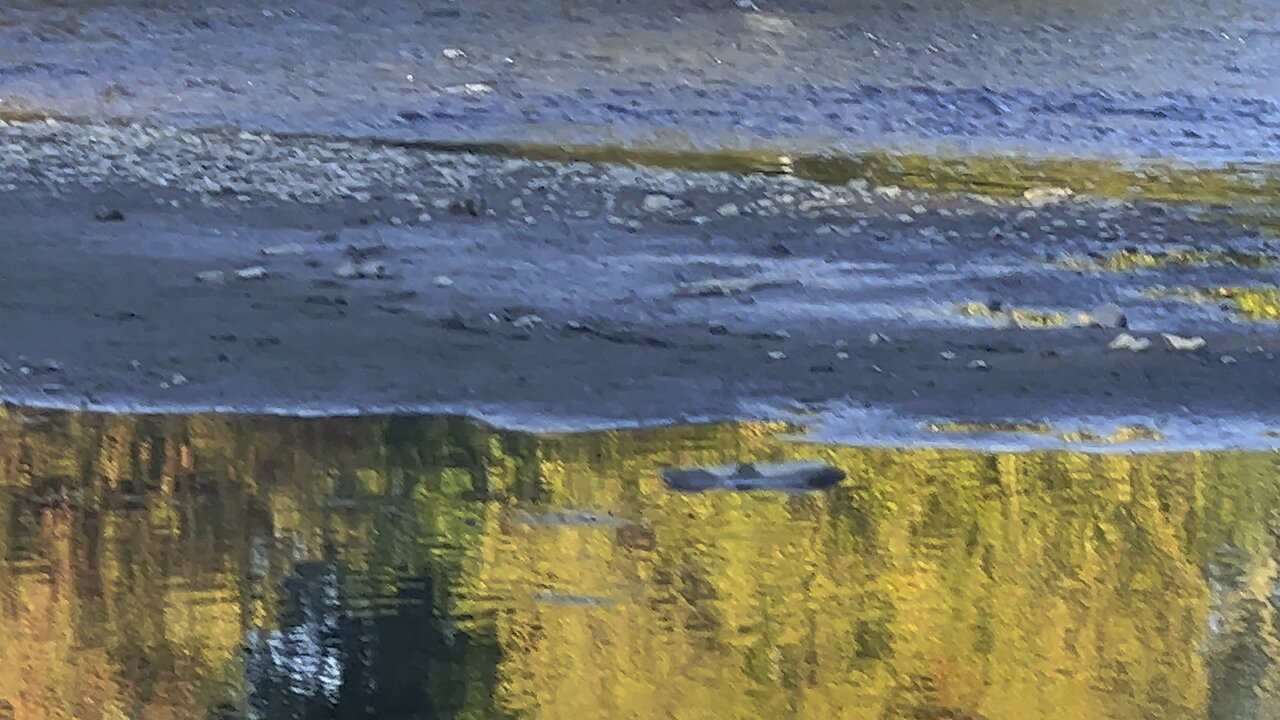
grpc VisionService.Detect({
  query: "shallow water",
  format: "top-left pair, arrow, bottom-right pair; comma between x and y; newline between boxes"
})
2,408 -> 1280,719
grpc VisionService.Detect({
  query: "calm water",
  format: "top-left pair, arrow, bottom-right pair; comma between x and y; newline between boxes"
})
1,408 -> 1279,719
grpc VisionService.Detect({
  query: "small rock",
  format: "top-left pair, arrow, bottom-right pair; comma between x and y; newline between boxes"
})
442,47 -> 467,60
129,360 -> 143,371
940,350 -> 957,360
261,242 -> 305,256
170,373 -> 188,386
433,275 -> 454,287
772,329 -> 791,340
967,359 -> 991,371
1163,333 -> 1207,352
93,206 -> 125,222
716,202 -> 740,217
836,351 -> 850,361
1108,333 -> 1151,352
1220,355 -> 1237,365
768,350 -> 787,361
1023,186 -> 1074,207
512,314 -> 543,330
235,266 -> 268,280
868,332 -> 890,345
335,260 -> 387,279
642,194 -> 677,213
417,211 -> 433,223
195,270 -> 226,284
1090,303 -> 1128,329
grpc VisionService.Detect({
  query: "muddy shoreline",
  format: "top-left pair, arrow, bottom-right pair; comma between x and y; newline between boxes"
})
1,119 -> 1278,449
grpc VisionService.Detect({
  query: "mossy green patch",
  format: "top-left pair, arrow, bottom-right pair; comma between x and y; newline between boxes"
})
1145,286 -> 1280,321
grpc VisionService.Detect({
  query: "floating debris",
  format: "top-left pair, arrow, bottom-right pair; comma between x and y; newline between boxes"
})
661,461 -> 843,492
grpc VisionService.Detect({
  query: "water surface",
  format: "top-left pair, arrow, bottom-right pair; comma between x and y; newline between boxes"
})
1,408 -> 1279,719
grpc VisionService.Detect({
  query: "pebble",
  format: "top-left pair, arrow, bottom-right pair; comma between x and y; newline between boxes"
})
716,202 -> 740,217
442,48 -> 467,60
868,332 -> 890,345
1023,186 -> 1074,207
642,194 -> 677,213
1090,303 -> 1128,329
1108,333 -> 1151,352
170,372 -> 188,386
93,206 -> 125,222
261,242 -> 305,256
512,314 -> 543,330
940,350 -> 957,360
836,351 -> 850,361
335,260 -> 387,279
768,350 -> 787,361
1220,355 -> 1238,365
432,275 -> 454,287
417,211 -> 433,223
235,265 -> 268,280
195,270 -> 226,284
967,359 -> 991,371
1162,333 -> 1207,352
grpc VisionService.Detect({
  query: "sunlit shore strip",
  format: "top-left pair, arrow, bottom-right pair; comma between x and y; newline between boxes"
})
3,104 -> 1278,211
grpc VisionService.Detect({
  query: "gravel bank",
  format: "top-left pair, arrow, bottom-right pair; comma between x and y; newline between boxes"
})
3,119 -> 1280,447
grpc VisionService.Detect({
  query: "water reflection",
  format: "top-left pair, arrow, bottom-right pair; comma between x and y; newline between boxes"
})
0,408 -> 1278,719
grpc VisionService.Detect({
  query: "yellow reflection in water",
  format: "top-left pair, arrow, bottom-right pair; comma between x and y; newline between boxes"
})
0,410 -> 1277,719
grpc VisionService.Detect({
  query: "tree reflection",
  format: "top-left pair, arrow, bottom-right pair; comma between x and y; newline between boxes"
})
0,407 -> 1277,719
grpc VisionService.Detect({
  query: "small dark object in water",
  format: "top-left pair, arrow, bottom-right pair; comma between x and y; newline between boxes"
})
661,461 -> 844,492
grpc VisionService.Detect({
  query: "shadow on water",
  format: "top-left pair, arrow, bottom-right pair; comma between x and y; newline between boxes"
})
2,407 -> 1280,718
